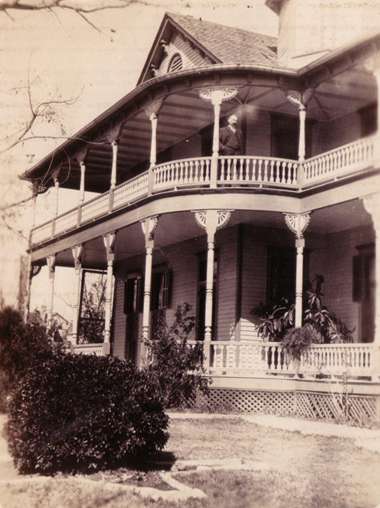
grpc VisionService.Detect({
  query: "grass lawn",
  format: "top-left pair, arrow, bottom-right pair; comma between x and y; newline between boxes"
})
1,416 -> 380,508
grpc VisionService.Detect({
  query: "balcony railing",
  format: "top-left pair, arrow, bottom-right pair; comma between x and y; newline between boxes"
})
31,135 -> 376,246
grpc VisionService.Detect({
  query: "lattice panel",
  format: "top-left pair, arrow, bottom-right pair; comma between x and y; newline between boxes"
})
295,391 -> 376,425
207,389 -> 295,414
207,388 -> 377,425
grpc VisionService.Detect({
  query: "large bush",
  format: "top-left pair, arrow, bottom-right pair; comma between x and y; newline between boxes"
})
6,353 -> 169,474
0,307 -> 54,401
147,304 -> 209,409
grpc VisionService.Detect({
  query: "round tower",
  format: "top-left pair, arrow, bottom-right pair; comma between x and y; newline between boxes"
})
266,0 -> 380,68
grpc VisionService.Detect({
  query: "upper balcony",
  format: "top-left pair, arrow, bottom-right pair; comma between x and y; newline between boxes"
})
24,41 -> 380,249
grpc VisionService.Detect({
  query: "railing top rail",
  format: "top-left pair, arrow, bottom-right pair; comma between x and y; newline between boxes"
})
154,156 -> 212,168
218,155 -> 298,164
303,134 -> 375,164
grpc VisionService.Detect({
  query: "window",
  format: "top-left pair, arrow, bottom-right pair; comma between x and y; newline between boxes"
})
151,267 -> 172,310
353,243 -> 374,342
266,246 -> 309,305
124,274 -> 143,314
78,269 -> 106,344
167,53 -> 183,73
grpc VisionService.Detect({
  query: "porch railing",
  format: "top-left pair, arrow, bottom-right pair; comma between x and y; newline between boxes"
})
31,135 -> 376,246
201,340 -> 374,378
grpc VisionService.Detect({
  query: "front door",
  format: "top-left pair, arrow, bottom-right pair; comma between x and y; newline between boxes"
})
124,274 -> 143,363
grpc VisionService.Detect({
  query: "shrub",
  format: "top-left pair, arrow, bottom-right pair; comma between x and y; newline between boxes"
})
147,303 -> 209,409
6,353 -> 169,474
282,324 -> 323,361
0,307 -> 54,401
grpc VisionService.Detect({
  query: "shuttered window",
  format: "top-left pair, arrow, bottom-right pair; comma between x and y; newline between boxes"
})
167,53 -> 183,73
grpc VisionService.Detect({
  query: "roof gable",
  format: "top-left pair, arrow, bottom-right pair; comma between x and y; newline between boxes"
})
137,12 -> 277,84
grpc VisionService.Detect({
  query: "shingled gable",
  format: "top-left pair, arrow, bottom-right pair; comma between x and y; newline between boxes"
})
137,12 -> 278,84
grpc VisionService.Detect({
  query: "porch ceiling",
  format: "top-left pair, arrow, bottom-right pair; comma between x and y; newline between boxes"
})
53,200 -> 372,268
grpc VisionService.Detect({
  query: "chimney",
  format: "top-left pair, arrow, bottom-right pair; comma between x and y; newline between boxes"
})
266,0 -> 380,68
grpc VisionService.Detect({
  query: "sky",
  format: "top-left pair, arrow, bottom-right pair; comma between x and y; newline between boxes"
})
0,0 -> 278,318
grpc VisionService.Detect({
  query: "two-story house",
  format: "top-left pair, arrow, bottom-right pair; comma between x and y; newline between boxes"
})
23,1 -> 380,423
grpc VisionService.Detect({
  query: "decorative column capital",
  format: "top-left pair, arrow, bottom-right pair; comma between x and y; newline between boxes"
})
141,216 -> 159,244
75,146 -> 89,165
199,87 -> 238,106
286,89 -> 313,110
363,55 -> 380,75
284,212 -> 311,239
144,98 -> 164,119
71,245 -> 82,271
194,209 -> 233,237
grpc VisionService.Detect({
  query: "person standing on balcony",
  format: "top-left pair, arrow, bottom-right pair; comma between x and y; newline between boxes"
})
219,114 -> 243,155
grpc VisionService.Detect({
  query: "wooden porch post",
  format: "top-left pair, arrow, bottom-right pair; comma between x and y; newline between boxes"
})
109,141 -> 118,211
103,232 -> 116,355
145,99 -> 163,194
199,88 -> 238,188
284,213 -> 311,327
362,194 -> 380,379
52,174 -> 59,235
140,216 -> 159,367
46,254 -> 56,329
194,210 -> 232,367
71,245 -> 83,344
77,161 -> 86,226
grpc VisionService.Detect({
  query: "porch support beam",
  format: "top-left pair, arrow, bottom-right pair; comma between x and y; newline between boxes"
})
140,215 -> 159,367
194,210 -> 232,366
71,245 -> 83,344
46,254 -> 56,330
284,212 -> 311,327
145,99 -> 164,195
103,232 -> 116,355
199,88 -> 238,188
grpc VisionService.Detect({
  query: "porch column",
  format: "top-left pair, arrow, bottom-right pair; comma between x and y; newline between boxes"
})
46,254 -> 56,329
52,174 -> 59,235
284,213 -> 311,327
194,210 -> 232,366
140,216 -> 159,367
103,232 -> 116,355
199,88 -> 238,188
71,245 -> 83,344
109,140 -> 118,211
25,189 -> 38,320
145,99 -> 163,194
77,161 -> 86,226
363,194 -> 380,378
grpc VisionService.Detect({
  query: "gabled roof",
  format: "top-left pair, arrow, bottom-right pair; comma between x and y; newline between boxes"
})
169,13 -> 277,65
137,12 -> 277,83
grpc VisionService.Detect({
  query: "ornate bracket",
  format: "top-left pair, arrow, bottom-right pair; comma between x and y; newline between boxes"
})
71,245 -> 83,272
75,145 -> 90,165
144,98 -> 164,119
199,87 -> 238,106
284,213 -> 311,240
286,89 -> 313,110
103,232 -> 116,262
363,194 -> 380,230
194,209 -> 232,238
141,216 -> 159,244
31,264 -> 42,278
